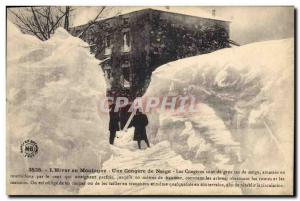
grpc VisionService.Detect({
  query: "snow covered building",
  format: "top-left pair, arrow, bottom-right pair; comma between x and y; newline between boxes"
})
70,8 -> 230,98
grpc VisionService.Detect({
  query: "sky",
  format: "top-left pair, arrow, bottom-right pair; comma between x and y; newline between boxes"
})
71,6 -> 294,45
210,6 -> 294,45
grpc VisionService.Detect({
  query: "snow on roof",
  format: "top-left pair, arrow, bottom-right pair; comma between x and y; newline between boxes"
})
96,7 -> 230,23
71,7 -> 230,28
150,7 -> 230,22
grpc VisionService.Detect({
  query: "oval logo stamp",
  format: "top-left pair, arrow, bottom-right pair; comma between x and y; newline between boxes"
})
20,140 -> 38,158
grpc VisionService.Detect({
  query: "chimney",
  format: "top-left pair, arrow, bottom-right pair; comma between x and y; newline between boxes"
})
212,9 -> 216,17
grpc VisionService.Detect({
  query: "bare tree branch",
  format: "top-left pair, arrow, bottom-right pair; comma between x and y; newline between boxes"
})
34,7 -> 49,18
8,6 -> 72,41
31,7 -> 48,40
9,9 -> 44,40
48,10 -> 68,34
77,6 -> 106,38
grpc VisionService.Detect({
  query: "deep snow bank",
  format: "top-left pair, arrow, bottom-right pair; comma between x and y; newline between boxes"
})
144,38 -> 293,171
80,39 -> 292,195
7,22 -> 109,194
146,39 -> 293,128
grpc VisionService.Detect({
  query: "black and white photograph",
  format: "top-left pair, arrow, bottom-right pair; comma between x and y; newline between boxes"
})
5,4 -> 296,196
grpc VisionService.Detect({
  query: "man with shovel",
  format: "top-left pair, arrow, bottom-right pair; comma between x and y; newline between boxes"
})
130,108 -> 150,149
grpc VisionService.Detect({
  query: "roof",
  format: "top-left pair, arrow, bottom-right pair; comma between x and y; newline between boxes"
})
72,7 -> 230,28
148,8 -> 230,22
103,7 -> 229,22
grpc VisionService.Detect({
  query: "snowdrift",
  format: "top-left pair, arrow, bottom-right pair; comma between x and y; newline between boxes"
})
146,39 -> 293,130
81,127 -> 242,195
81,39 -> 293,195
143,38 -> 294,194
7,22 -> 109,194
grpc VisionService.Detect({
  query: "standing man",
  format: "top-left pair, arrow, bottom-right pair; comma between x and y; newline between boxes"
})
131,108 -> 150,149
108,100 -> 120,145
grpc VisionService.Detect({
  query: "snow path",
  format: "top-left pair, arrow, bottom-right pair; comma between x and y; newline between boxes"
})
80,127 -> 242,195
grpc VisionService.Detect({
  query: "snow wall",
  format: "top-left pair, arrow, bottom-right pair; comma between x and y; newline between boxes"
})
7,22 -> 110,194
81,38 -> 293,195
143,38 -> 294,194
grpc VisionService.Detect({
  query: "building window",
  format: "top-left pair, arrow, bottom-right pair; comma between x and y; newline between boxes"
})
122,67 -> 130,81
106,69 -> 111,79
122,67 -> 131,88
123,18 -> 129,25
105,35 -> 111,47
103,62 -> 112,79
121,54 -> 130,68
122,31 -> 131,52
104,34 -> 112,55
122,54 -> 130,61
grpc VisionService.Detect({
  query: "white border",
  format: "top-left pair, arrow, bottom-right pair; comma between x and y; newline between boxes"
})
1,0 -> 298,200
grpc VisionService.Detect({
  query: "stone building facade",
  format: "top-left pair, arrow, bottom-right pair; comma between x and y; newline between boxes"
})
70,8 -> 230,99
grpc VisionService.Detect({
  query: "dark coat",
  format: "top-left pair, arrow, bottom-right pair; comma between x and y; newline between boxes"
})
109,104 -> 120,131
131,113 -> 149,141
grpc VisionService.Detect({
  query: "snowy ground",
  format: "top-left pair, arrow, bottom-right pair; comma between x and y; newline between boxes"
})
81,127 -> 242,195
7,21 -> 293,195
